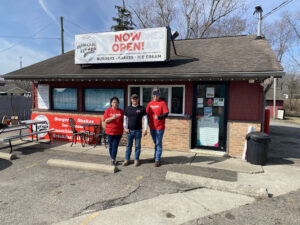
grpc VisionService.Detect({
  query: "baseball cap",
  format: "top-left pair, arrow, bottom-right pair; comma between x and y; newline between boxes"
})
152,88 -> 160,96
131,94 -> 139,99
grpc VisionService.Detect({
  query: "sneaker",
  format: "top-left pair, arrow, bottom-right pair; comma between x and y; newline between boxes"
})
154,161 -> 160,167
134,160 -> 140,167
122,160 -> 130,166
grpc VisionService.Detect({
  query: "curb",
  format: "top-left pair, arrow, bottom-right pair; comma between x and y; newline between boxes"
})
166,171 -> 269,198
0,152 -> 17,160
47,159 -> 117,173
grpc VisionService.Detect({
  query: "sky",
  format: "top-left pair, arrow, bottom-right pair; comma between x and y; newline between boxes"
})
0,0 -> 299,76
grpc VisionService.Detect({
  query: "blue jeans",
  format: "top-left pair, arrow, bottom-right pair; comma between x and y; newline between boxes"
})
125,130 -> 142,160
107,135 -> 122,161
150,129 -> 165,162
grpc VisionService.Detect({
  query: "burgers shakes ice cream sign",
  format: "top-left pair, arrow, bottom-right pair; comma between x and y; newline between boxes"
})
75,27 -> 170,64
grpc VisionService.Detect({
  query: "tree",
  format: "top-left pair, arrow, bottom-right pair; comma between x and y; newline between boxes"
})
264,12 -> 295,62
129,0 -> 176,28
129,0 -> 246,39
284,73 -> 299,111
111,0 -> 136,31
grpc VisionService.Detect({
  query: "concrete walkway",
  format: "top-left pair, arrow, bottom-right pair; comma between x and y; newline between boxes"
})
54,188 -> 255,225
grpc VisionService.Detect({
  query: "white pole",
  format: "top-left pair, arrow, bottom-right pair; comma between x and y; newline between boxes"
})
273,78 -> 277,118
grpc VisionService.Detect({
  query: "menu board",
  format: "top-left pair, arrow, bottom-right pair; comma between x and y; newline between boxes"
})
197,116 -> 219,147
38,84 -> 49,109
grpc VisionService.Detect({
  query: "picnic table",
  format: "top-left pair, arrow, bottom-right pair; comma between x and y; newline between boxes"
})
0,120 -> 54,153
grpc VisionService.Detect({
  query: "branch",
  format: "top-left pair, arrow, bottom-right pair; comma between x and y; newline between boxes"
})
130,6 -> 147,28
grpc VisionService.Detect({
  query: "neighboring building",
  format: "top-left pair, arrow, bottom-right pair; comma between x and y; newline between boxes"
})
3,33 -> 284,158
265,88 -> 285,117
0,82 -> 31,97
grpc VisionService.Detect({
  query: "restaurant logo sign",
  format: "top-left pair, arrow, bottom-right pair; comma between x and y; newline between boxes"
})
75,36 -> 97,63
75,27 -> 170,64
32,115 -> 49,138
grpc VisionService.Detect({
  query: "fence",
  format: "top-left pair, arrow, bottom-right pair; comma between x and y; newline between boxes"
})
0,95 -> 32,121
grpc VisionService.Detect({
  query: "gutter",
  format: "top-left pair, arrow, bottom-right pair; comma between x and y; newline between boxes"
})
3,71 -> 285,81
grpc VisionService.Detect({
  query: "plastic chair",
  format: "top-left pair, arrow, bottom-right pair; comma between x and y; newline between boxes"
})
68,118 -> 87,147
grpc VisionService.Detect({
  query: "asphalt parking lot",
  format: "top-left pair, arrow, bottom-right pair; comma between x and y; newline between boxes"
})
0,139 -> 240,225
1,119 -> 300,225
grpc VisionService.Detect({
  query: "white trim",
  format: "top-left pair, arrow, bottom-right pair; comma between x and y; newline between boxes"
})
128,84 -> 186,116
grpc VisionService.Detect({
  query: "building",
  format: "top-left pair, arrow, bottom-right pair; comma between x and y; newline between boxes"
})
3,32 -> 284,158
0,82 -> 31,97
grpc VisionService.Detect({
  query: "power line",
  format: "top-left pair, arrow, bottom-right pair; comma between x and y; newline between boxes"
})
0,20 -> 56,53
64,17 -> 91,33
262,0 -> 295,19
0,35 -> 60,40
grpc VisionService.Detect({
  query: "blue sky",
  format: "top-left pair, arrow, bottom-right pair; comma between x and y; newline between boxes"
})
0,0 -> 299,75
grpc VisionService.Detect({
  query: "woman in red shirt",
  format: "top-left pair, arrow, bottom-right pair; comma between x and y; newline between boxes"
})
103,97 -> 124,165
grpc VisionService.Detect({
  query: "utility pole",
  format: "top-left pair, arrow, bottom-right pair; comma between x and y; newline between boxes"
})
60,16 -> 64,54
273,78 -> 277,119
20,56 -> 22,69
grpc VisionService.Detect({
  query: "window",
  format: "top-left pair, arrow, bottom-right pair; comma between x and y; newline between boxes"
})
53,88 -> 77,110
128,85 -> 185,116
84,88 -> 124,112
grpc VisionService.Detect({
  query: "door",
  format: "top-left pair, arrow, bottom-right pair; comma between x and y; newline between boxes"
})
193,84 -> 228,151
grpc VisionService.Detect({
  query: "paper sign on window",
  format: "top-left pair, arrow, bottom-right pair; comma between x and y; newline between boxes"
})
38,84 -> 49,109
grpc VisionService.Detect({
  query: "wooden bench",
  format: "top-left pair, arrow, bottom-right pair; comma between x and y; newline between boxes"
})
0,128 -> 55,153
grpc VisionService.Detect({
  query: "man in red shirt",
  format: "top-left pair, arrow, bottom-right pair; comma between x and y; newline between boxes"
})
146,88 -> 169,167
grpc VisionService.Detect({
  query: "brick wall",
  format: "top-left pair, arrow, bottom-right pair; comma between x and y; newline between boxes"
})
227,121 -> 261,157
121,117 -> 191,151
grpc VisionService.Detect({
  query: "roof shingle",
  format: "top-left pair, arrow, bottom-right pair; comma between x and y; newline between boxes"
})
3,35 -> 284,80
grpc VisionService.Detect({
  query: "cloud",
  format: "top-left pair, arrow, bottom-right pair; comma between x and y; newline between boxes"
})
0,38 -> 52,75
38,0 -> 59,25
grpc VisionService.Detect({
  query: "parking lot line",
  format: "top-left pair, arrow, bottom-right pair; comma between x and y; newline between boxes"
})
80,210 -> 101,225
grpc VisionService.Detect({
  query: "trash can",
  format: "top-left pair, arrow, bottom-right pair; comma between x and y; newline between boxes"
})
246,132 -> 271,165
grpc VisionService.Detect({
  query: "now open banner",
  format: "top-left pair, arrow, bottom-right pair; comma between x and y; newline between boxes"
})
75,27 -> 170,64
31,113 -> 101,142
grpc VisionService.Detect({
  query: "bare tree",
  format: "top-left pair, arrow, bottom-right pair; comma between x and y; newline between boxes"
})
195,0 -> 245,38
284,73 -> 299,111
181,0 -> 197,39
130,0 -> 176,28
264,12 -> 295,62
129,0 -> 246,38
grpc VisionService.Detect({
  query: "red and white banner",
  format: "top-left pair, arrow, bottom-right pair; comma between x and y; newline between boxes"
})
75,27 -> 169,64
31,113 -> 101,142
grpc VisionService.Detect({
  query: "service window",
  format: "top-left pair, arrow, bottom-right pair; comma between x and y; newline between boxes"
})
52,88 -> 77,110
84,88 -> 124,112
128,85 -> 185,116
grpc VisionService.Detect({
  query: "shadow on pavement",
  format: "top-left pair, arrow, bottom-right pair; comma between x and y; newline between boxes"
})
0,158 -> 12,171
267,125 -> 300,166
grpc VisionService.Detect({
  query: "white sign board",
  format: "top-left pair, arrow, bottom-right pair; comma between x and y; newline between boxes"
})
38,84 -> 49,109
75,27 -> 169,64
197,116 -> 219,147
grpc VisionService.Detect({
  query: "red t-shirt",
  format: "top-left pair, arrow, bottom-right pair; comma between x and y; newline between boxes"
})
146,99 -> 169,130
103,107 -> 124,135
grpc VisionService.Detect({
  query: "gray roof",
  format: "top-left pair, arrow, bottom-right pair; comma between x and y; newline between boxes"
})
0,82 -> 31,93
3,35 -> 284,81
266,88 -> 285,101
